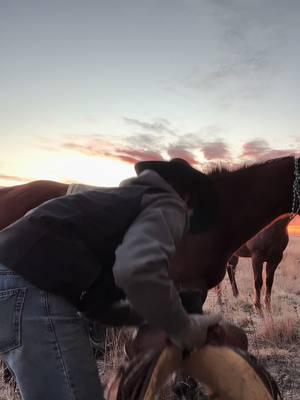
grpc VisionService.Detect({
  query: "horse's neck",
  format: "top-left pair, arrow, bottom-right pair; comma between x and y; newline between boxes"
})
213,157 -> 295,255
270,215 -> 292,230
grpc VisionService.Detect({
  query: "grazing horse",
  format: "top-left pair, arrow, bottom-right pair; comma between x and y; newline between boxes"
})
222,215 -> 291,312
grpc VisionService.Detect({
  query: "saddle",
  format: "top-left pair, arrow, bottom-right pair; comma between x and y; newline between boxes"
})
106,323 -> 282,400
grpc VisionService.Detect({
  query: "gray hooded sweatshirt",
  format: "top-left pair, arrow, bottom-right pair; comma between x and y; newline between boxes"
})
67,170 -> 191,338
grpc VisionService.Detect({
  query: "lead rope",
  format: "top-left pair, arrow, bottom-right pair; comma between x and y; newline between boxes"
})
290,156 -> 300,219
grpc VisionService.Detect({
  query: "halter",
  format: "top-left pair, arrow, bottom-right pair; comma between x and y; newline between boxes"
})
291,156 -> 300,218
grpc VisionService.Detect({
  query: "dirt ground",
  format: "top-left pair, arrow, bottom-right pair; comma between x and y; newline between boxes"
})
1,237 -> 299,399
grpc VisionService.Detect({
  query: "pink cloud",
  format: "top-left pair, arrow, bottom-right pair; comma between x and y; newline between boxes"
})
241,140 -> 295,161
114,148 -> 164,164
167,146 -> 198,165
60,136 -> 241,166
37,129 -> 299,172
201,141 -> 230,160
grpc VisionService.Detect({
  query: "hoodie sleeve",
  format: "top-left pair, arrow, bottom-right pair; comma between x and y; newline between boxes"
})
112,194 -> 191,337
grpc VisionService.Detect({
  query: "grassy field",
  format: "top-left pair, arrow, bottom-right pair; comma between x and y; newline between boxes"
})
1,236 -> 299,399
204,235 -> 300,399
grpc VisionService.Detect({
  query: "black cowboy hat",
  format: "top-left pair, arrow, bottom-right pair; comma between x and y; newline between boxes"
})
135,158 -> 208,190
135,158 -> 220,233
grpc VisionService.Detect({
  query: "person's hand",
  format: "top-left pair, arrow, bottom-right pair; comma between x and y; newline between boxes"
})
170,313 -> 222,350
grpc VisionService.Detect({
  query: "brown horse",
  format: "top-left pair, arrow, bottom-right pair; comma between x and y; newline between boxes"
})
0,180 -> 67,230
221,215 -> 291,312
0,156 -> 299,307
169,156 -> 299,309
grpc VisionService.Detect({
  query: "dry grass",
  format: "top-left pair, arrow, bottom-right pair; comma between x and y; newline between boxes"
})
204,236 -> 300,399
98,327 -> 134,387
0,362 -> 19,400
256,315 -> 299,348
1,237 -> 299,399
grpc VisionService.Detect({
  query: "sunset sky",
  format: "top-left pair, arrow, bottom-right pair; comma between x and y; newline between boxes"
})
289,221 -> 300,236
1,1 -> 299,229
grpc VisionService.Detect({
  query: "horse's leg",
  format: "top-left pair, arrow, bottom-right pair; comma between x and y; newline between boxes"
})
227,255 -> 239,297
265,256 -> 282,313
179,289 -> 206,314
252,255 -> 264,313
215,255 -> 239,308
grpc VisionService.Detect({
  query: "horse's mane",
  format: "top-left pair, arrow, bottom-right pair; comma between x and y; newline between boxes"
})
207,156 -> 293,178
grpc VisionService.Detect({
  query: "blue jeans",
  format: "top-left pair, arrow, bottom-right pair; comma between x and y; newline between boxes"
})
0,263 -> 104,400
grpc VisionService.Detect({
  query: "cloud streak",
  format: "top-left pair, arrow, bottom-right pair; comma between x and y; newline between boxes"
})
0,174 -> 31,183
35,118 -> 299,170
241,139 -> 296,161
60,130 -> 233,167
123,117 -> 177,136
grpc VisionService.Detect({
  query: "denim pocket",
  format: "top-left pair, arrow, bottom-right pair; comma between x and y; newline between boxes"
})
0,288 -> 26,353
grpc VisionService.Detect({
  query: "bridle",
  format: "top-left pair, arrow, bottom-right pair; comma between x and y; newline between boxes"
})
291,156 -> 300,219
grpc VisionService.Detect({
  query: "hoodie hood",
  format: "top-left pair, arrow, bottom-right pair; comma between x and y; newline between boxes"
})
120,170 -> 182,197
